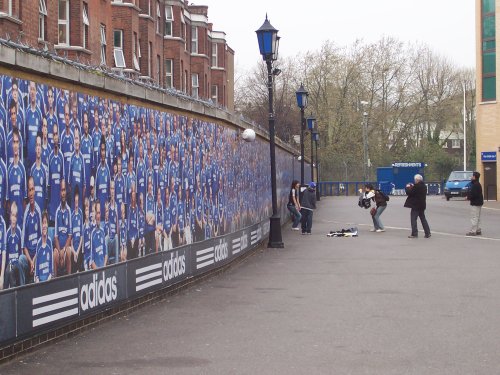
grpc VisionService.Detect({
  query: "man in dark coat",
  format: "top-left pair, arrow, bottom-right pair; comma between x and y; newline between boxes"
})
300,182 -> 317,235
404,174 -> 431,238
466,171 -> 484,236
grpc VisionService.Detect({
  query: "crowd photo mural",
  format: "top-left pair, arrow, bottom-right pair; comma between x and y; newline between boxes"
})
0,72 -> 294,292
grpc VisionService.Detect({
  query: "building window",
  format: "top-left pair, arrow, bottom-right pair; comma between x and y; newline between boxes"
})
165,59 -> 173,88
181,12 -> 186,51
58,0 -> 70,45
148,42 -> 152,77
191,26 -> 198,54
451,139 -> 461,149
39,0 -> 47,41
180,61 -> 184,91
5,0 -> 12,16
184,70 -> 187,93
3,0 -> 20,17
192,74 -> 199,98
113,30 -> 126,68
156,1 -> 161,34
164,5 -> 173,37
211,85 -> 218,103
156,55 -> 161,83
83,3 -> 89,49
100,24 -> 107,65
482,0 -> 496,101
133,32 -> 140,71
212,43 -> 218,67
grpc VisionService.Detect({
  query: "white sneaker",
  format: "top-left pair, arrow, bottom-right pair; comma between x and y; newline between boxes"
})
370,228 -> 376,232
376,229 -> 385,232
291,227 -> 300,231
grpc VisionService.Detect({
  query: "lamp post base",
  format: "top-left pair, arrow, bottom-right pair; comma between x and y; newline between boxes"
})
267,215 -> 284,248
316,189 -> 321,201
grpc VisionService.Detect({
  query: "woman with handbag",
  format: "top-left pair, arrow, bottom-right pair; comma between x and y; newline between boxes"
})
363,184 -> 387,233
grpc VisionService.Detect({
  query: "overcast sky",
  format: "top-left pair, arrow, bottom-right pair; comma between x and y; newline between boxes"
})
200,0 -> 476,75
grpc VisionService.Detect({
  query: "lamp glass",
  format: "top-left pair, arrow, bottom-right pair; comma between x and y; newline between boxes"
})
256,16 -> 278,60
295,84 -> 308,108
307,116 -> 316,130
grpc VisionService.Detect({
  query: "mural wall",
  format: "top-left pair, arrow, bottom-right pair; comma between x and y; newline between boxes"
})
0,71 -> 302,346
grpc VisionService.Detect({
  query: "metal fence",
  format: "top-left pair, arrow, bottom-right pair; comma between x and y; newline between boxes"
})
317,182 -> 444,197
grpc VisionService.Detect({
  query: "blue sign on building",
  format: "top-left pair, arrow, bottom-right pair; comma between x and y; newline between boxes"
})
481,151 -> 497,162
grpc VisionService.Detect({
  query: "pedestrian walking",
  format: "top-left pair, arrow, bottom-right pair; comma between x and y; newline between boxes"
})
300,182 -> 317,235
287,180 -> 301,231
466,171 -> 483,236
363,183 -> 388,232
404,174 -> 431,238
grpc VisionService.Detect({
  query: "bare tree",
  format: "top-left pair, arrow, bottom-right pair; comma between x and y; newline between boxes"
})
234,37 -> 476,181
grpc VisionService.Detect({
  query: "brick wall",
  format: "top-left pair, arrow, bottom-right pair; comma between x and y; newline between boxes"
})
0,0 -> 234,106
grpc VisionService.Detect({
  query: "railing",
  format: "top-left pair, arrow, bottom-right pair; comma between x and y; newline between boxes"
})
317,182 -> 444,197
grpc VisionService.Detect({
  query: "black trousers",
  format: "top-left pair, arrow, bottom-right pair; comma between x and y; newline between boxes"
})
171,229 -> 180,248
127,239 -> 139,259
145,231 -> 155,255
410,208 -> 430,237
194,222 -> 204,243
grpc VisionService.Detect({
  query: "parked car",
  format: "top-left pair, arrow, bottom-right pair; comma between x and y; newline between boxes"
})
443,171 -> 473,201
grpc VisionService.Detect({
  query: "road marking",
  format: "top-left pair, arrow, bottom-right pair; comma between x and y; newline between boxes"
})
483,206 -> 500,211
322,220 -> 500,241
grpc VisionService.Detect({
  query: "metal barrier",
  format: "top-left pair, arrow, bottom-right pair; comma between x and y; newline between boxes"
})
318,181 -> 444,196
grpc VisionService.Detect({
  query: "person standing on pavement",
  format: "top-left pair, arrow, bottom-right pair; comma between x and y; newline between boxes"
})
300,182 -> 317,235
287,180 -> 301,231
404,174 -> 431,238
466,171 -> 483,236
363,183 -> 387,233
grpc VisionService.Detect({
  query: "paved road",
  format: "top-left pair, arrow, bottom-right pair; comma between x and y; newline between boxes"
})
2,195 -> 500,375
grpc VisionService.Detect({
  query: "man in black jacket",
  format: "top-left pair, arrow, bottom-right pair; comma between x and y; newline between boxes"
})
404,174 -> 431,238
300,182 -> 317,235
466,171 -> 484,236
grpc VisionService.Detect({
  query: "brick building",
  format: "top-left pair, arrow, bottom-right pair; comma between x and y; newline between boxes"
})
476,0 -> 498,199
0,0 -> 234,110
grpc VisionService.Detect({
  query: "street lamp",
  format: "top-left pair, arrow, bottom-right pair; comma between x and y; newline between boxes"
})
360,100 -> 369,182
296,83 -> 308,186
462,83 -> 467,171
312,130 -> 320,201
256,15 -> 283,248
306,114 -> 316,183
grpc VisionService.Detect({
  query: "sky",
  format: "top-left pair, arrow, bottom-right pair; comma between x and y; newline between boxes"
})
199,0 -> 476,75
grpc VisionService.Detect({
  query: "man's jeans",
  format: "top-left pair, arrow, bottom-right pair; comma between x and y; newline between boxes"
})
18,255 -> 30,285
107,236 -> 119,264
371,206 -> 386,230
287,204 -> 302,228
301,209 -> 313,233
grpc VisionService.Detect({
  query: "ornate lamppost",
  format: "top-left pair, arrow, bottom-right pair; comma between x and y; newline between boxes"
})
256,15 -> 283,248
306,114 -> 316,183
312,130 -> 320,201
295,84 -> 308,186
